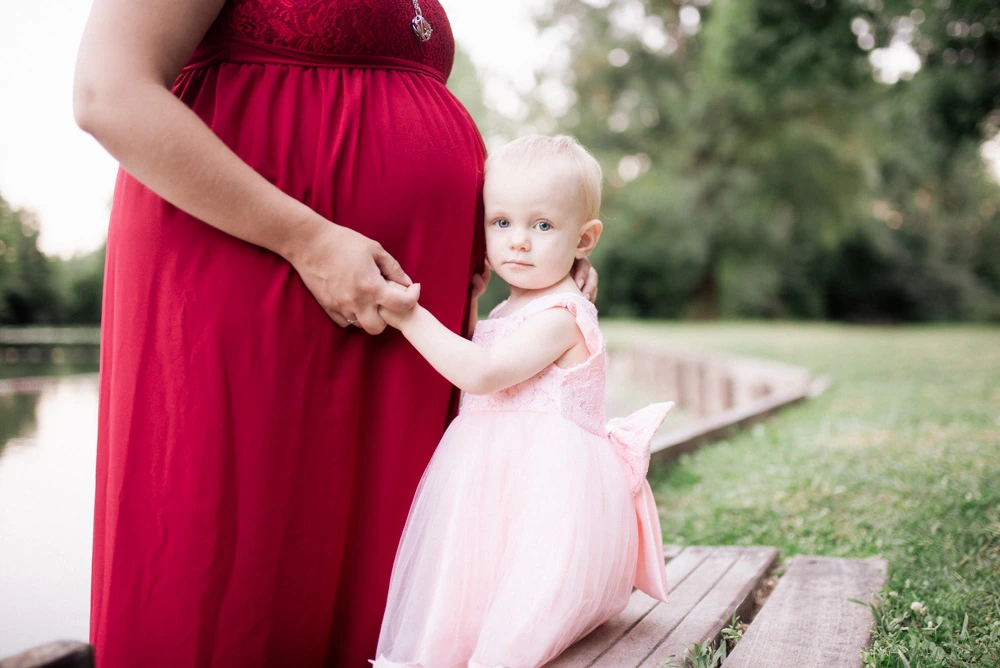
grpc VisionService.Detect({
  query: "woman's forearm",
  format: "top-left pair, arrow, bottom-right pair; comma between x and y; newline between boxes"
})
75,69 -> 326,263
73,0 -> 419,331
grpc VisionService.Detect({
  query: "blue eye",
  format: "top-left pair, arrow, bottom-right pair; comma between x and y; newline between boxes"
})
536,221 -> 552,231
495,218 -> 510,228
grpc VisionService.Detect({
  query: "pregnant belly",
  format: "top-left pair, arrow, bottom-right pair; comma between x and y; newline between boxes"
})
166,59 -> 485,320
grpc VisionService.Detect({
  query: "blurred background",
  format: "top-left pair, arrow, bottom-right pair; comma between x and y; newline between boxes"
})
1,0 -> 998,665
3,0 -> 1000,325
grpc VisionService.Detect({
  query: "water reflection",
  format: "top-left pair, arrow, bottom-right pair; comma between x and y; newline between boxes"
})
0,393 -> 41,454
0,375 -> 98,656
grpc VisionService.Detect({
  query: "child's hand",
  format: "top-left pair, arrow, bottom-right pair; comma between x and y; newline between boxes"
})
470,261 -> 491,300
378,281 -> 421,330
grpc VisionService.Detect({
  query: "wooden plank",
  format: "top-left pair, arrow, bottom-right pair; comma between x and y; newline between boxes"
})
649,385 -> 812,466
546,546 -> 713,667
641,547 -> 778,666
0,373 -> 101,397
722,556 -> 888,668
0,326 -> 101,345
590,547 -> 743,667
663,544 -> 684,560
0,641 -> 94,668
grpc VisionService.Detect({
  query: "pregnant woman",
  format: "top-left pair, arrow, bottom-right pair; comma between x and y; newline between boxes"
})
71,1 -> 577,665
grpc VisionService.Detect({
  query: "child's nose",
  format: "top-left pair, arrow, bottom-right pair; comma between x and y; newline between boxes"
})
509,230 -> 530,250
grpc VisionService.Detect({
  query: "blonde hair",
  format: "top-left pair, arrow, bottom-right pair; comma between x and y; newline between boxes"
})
485,135 -> 603,221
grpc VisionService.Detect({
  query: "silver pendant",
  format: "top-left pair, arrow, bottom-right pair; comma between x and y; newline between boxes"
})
412,14 -> 433,42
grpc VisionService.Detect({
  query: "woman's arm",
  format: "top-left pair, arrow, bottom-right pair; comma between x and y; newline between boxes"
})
73,0 -> 416,333
379,301 -> 582,396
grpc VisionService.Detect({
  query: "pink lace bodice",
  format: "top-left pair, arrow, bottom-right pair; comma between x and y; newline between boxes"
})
460,293 -> 607,435
204,0 -> 455,78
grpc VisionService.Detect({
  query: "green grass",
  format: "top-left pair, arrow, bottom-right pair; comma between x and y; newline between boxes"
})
604,321 -> 1000,668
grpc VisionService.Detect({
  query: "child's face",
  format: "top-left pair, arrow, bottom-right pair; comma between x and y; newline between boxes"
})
484,156 -> 591,291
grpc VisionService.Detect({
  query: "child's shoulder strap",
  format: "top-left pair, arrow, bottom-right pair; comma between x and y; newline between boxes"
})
516,292 -> 603,356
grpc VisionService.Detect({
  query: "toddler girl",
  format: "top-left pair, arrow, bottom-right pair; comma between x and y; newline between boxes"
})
372,135 -> 673,668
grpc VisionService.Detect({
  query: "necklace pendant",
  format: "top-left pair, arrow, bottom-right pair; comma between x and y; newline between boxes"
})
412,15 -> 433,42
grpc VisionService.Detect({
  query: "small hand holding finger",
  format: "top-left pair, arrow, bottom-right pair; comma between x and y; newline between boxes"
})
377,282 -> 420,330
380,281 -> 420,312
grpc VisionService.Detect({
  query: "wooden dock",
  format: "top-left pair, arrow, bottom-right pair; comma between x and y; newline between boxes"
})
0,546 -> 887,668
548,545 -> 886,668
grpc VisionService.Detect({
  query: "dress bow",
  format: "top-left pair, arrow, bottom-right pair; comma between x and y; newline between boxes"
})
607,401 -> 675,603
606,402 -> 674,494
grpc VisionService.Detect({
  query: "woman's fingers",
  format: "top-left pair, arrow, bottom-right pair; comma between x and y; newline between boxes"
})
373,247 -> 412,286
582,265 -> 599,302
570,256 -> 599,302
288,224 -> 418,333
329,311 -> 352,328
355,306 -> 387,335
570,256 -> 591,289
470,261 -> 491,299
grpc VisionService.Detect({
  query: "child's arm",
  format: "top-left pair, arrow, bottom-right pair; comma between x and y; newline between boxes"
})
379,299 -> 582,396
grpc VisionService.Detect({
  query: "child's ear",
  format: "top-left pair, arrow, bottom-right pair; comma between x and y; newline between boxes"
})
575,219 -> 603,258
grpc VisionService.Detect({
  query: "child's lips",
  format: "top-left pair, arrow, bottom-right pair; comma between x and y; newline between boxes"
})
504,260 -> 533,267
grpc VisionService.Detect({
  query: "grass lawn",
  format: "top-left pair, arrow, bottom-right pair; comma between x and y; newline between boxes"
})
604,321 -> 1000,668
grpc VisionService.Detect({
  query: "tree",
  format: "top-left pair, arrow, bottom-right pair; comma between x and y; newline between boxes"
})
0,193 -> 64,324
532,0 -> 1000,321
0,192 -> 106,325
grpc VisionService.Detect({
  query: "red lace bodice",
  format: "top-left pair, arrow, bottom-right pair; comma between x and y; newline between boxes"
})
206,0 -> 455,79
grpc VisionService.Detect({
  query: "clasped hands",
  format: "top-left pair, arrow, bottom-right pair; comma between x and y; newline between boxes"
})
375,258 -> 599,333
288,222 -> 596,334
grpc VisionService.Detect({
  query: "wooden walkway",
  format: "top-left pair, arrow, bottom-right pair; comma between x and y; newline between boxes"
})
548,546 -> 887,668
0,546 -> 887,668
724,556 -> 888,668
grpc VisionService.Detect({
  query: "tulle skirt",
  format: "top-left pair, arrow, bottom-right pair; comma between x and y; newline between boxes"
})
373,410 -> 639,668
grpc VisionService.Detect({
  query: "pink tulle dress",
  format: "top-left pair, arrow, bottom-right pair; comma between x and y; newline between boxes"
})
373,292 -> 673,668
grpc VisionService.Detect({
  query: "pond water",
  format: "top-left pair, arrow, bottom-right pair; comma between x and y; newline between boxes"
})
0,374 -> 98,657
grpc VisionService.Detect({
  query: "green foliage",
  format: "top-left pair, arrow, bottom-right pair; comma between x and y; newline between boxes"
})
447,45 -> 489,129
0,192 -> 105,325
659,614 -> 742,667
0,195 -> 61,324
534,0 -> 1000,321
609,320 -> 1000,666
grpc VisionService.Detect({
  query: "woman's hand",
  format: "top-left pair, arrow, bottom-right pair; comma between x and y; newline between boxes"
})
470,261 -> 491,301
571,257 -> 599,302
287,222 -> 419,334
465,260 -> 491,337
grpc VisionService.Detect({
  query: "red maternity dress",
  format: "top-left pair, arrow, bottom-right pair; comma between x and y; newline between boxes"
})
89,2 -> 485,666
